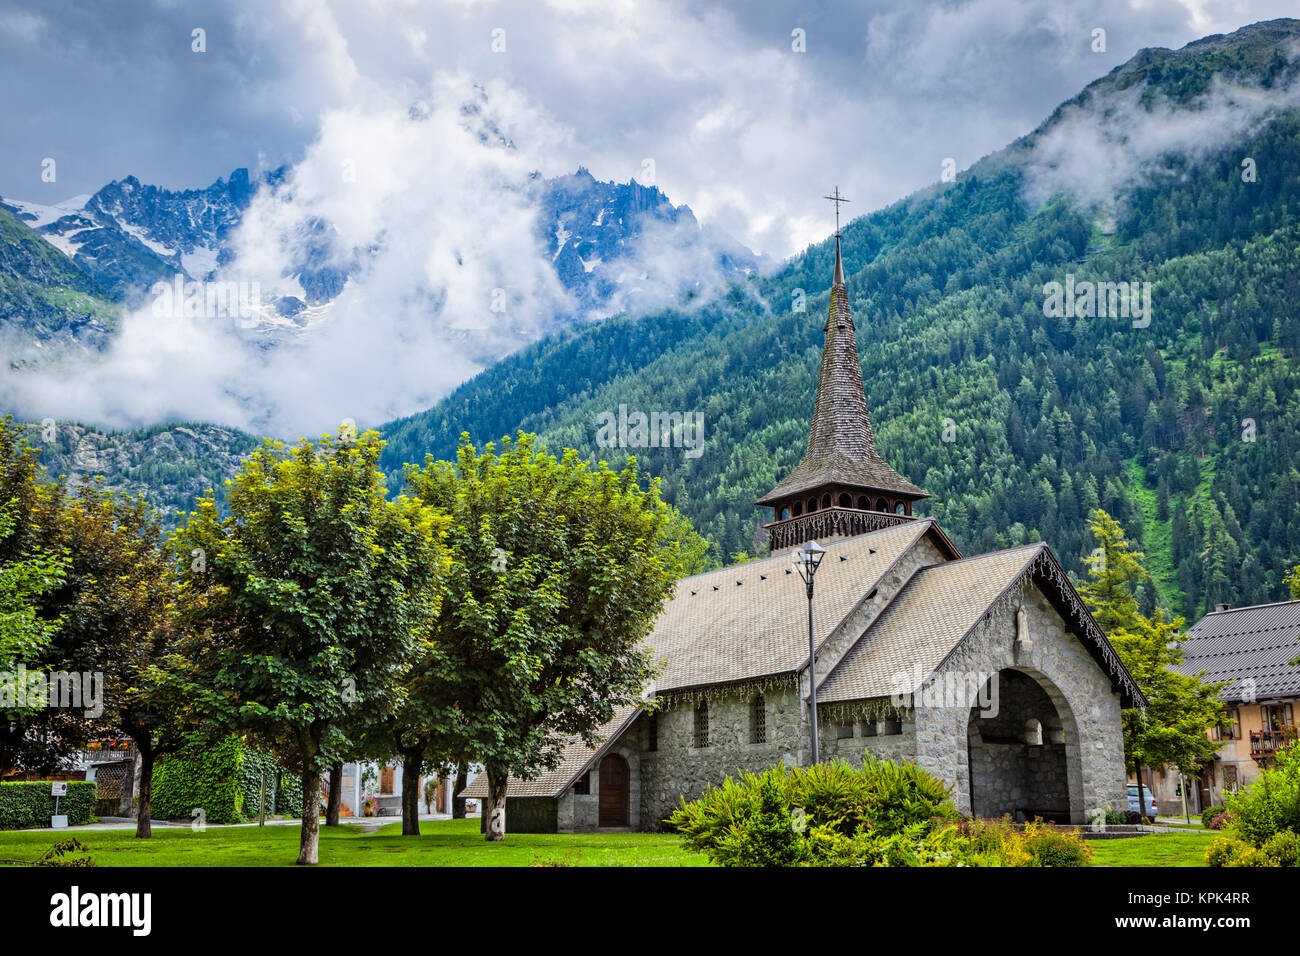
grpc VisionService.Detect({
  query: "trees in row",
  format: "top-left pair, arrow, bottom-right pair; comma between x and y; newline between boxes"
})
0,419 -> 700,864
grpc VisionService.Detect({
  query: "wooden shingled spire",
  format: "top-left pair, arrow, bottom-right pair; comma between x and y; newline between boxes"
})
757,230 -> 928,552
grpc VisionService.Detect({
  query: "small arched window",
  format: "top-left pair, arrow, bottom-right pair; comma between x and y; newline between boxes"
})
792,501 -> 803,516
779,507 -> 790,520
838,492 -> 851,508
820,493 -> 832,509
856,495 -> 869,510
895,501 -> 905,514
1024,718 -> 1043,746
875,498 -> 887,512
806,497 -> 818,513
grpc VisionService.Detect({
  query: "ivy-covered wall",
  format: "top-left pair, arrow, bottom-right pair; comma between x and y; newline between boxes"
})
152,736 -> 302,824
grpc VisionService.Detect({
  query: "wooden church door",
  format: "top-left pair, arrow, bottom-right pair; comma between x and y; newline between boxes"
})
598,754 -> 629,827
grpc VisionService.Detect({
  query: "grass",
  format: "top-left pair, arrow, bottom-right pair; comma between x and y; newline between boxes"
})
1089,830 -> 1216,867
0,818 -> 707,868
0,819 -> 1224,868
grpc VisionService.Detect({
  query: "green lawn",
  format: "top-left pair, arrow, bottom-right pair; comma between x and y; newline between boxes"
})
0,819 -> 1220,867
1089,831 -> 1217,867
0,819 -> 708,867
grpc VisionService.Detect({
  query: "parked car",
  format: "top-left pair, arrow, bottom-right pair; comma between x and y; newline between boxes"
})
1127,784 -> 1158,816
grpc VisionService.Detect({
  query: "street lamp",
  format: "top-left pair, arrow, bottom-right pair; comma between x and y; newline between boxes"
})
794,540 -> 827,764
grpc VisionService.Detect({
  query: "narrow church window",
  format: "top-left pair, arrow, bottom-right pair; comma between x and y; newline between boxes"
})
1024,718 -> 1043,746
647,713 -> 658,752
751,694 -> 766,743
836,721 -> 854,739
694,701 -> 710,748
573,771 -> 590,795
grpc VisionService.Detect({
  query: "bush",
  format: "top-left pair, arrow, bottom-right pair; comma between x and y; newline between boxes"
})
669,756 -> 957,867
1261,830 -> 1300,866
1201,804 -> 1229,830
0,781 -> 96,829
1020,820 -> 1092,867
1225,747 -> 1300,847
152,736 -> 245,823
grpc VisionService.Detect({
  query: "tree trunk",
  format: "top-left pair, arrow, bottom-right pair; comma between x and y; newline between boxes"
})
298,765 -> 321,865
326,761 -> 343,826
401,750 -> 423,836
452,759 -> 470,819
485,765 -> 508,842
134,747 -> 154,839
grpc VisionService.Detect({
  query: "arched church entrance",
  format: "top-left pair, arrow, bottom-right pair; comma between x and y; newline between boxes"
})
966,668 -> 1082,823
598,754 -> 630,827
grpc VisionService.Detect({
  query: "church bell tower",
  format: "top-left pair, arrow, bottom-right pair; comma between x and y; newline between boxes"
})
757,210 -> 928,553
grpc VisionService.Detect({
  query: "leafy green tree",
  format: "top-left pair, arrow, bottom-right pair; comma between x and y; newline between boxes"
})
175,430 -> 449,864
1081,509 -> 1226,818
404,434 -> 684,841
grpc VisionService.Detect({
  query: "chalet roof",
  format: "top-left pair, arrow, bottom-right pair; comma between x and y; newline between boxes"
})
817,542 -> 1146,708
1179,600 -> 1300,703
459,706 -> 639,800
646,519 -> 957,693
757,237 -> 926,506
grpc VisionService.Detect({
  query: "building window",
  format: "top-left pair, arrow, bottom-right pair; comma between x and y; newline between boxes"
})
1224,765 -> 1239,793
856,495 -> 868,509
836,722 -> 854,740
694,701 -> 710,748
881,715 -> 902,735
861,718 -> 877,737
838,492 -> 851,508
573,771 -> 590,795
751,694 -> 766,744
792,501 -> 803,516
380,765 -> 395,794
1213,708 -> 1241,741
1262,702 -> 1293,732
779,507 -> 790,520
646,713 -> 658,752
806,497 -> 818,513
820,493 -> 832,509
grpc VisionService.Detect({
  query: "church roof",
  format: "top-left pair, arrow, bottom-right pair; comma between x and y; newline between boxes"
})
646,518 -> 956,694
1179,600 -> 1300,703
817,542 -> 1146,708
756,237 -> 926,506
459,706 -> 639,800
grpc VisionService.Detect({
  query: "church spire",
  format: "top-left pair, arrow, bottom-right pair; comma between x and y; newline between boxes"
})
756,224 -> 928,552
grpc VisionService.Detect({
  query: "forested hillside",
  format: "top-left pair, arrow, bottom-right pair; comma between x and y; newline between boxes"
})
380,20 -> 1300,620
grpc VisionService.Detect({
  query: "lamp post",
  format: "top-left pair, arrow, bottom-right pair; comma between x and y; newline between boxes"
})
794,540 -> 827,765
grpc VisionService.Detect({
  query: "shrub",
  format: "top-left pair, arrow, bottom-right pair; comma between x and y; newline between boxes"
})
1261,830 -> 1300,866
0,781 -> 96,829
1225,747 -> 1300,847
1104,806 -> 1126,825
1201,804 -> 1229,830
669,756 -> 956,867
1020,820 -> 1092,867
1206,834 -> 1271,867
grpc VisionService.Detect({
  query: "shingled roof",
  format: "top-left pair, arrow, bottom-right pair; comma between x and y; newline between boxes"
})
460,706 -> 639,800
647,518 -> 958,693
1179,600 -> 1300,703
817,542 -> 1146,708
757,237 -> 926,506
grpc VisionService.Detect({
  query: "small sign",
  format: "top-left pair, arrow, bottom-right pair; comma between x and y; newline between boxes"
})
51,781 -> 68,797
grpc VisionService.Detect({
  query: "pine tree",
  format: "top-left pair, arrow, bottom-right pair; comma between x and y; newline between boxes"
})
1081,510 -> 1225,819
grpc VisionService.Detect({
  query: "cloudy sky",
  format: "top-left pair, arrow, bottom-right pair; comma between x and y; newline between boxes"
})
3,0 -> 1297,259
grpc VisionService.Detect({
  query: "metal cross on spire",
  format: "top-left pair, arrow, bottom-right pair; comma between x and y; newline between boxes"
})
823,186 -> 850,236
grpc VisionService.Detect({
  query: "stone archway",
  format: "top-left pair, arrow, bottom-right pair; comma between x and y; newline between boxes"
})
966,668 -> 1084,823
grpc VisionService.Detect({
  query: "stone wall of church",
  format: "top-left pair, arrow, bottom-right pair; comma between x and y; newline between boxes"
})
632,685 -> 803,830
910,576 -> 1128,823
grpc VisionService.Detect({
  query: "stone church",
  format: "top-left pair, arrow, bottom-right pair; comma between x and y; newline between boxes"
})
468,236 -> 1144,832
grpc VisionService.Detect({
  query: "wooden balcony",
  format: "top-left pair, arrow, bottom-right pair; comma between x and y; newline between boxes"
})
1249,726 -> 1296,762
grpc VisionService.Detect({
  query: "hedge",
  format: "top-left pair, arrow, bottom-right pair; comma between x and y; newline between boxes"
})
151,736 -> 245,824
240,748 -> 302,819
152,735 -> 302,823
0,781 -> 97,829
